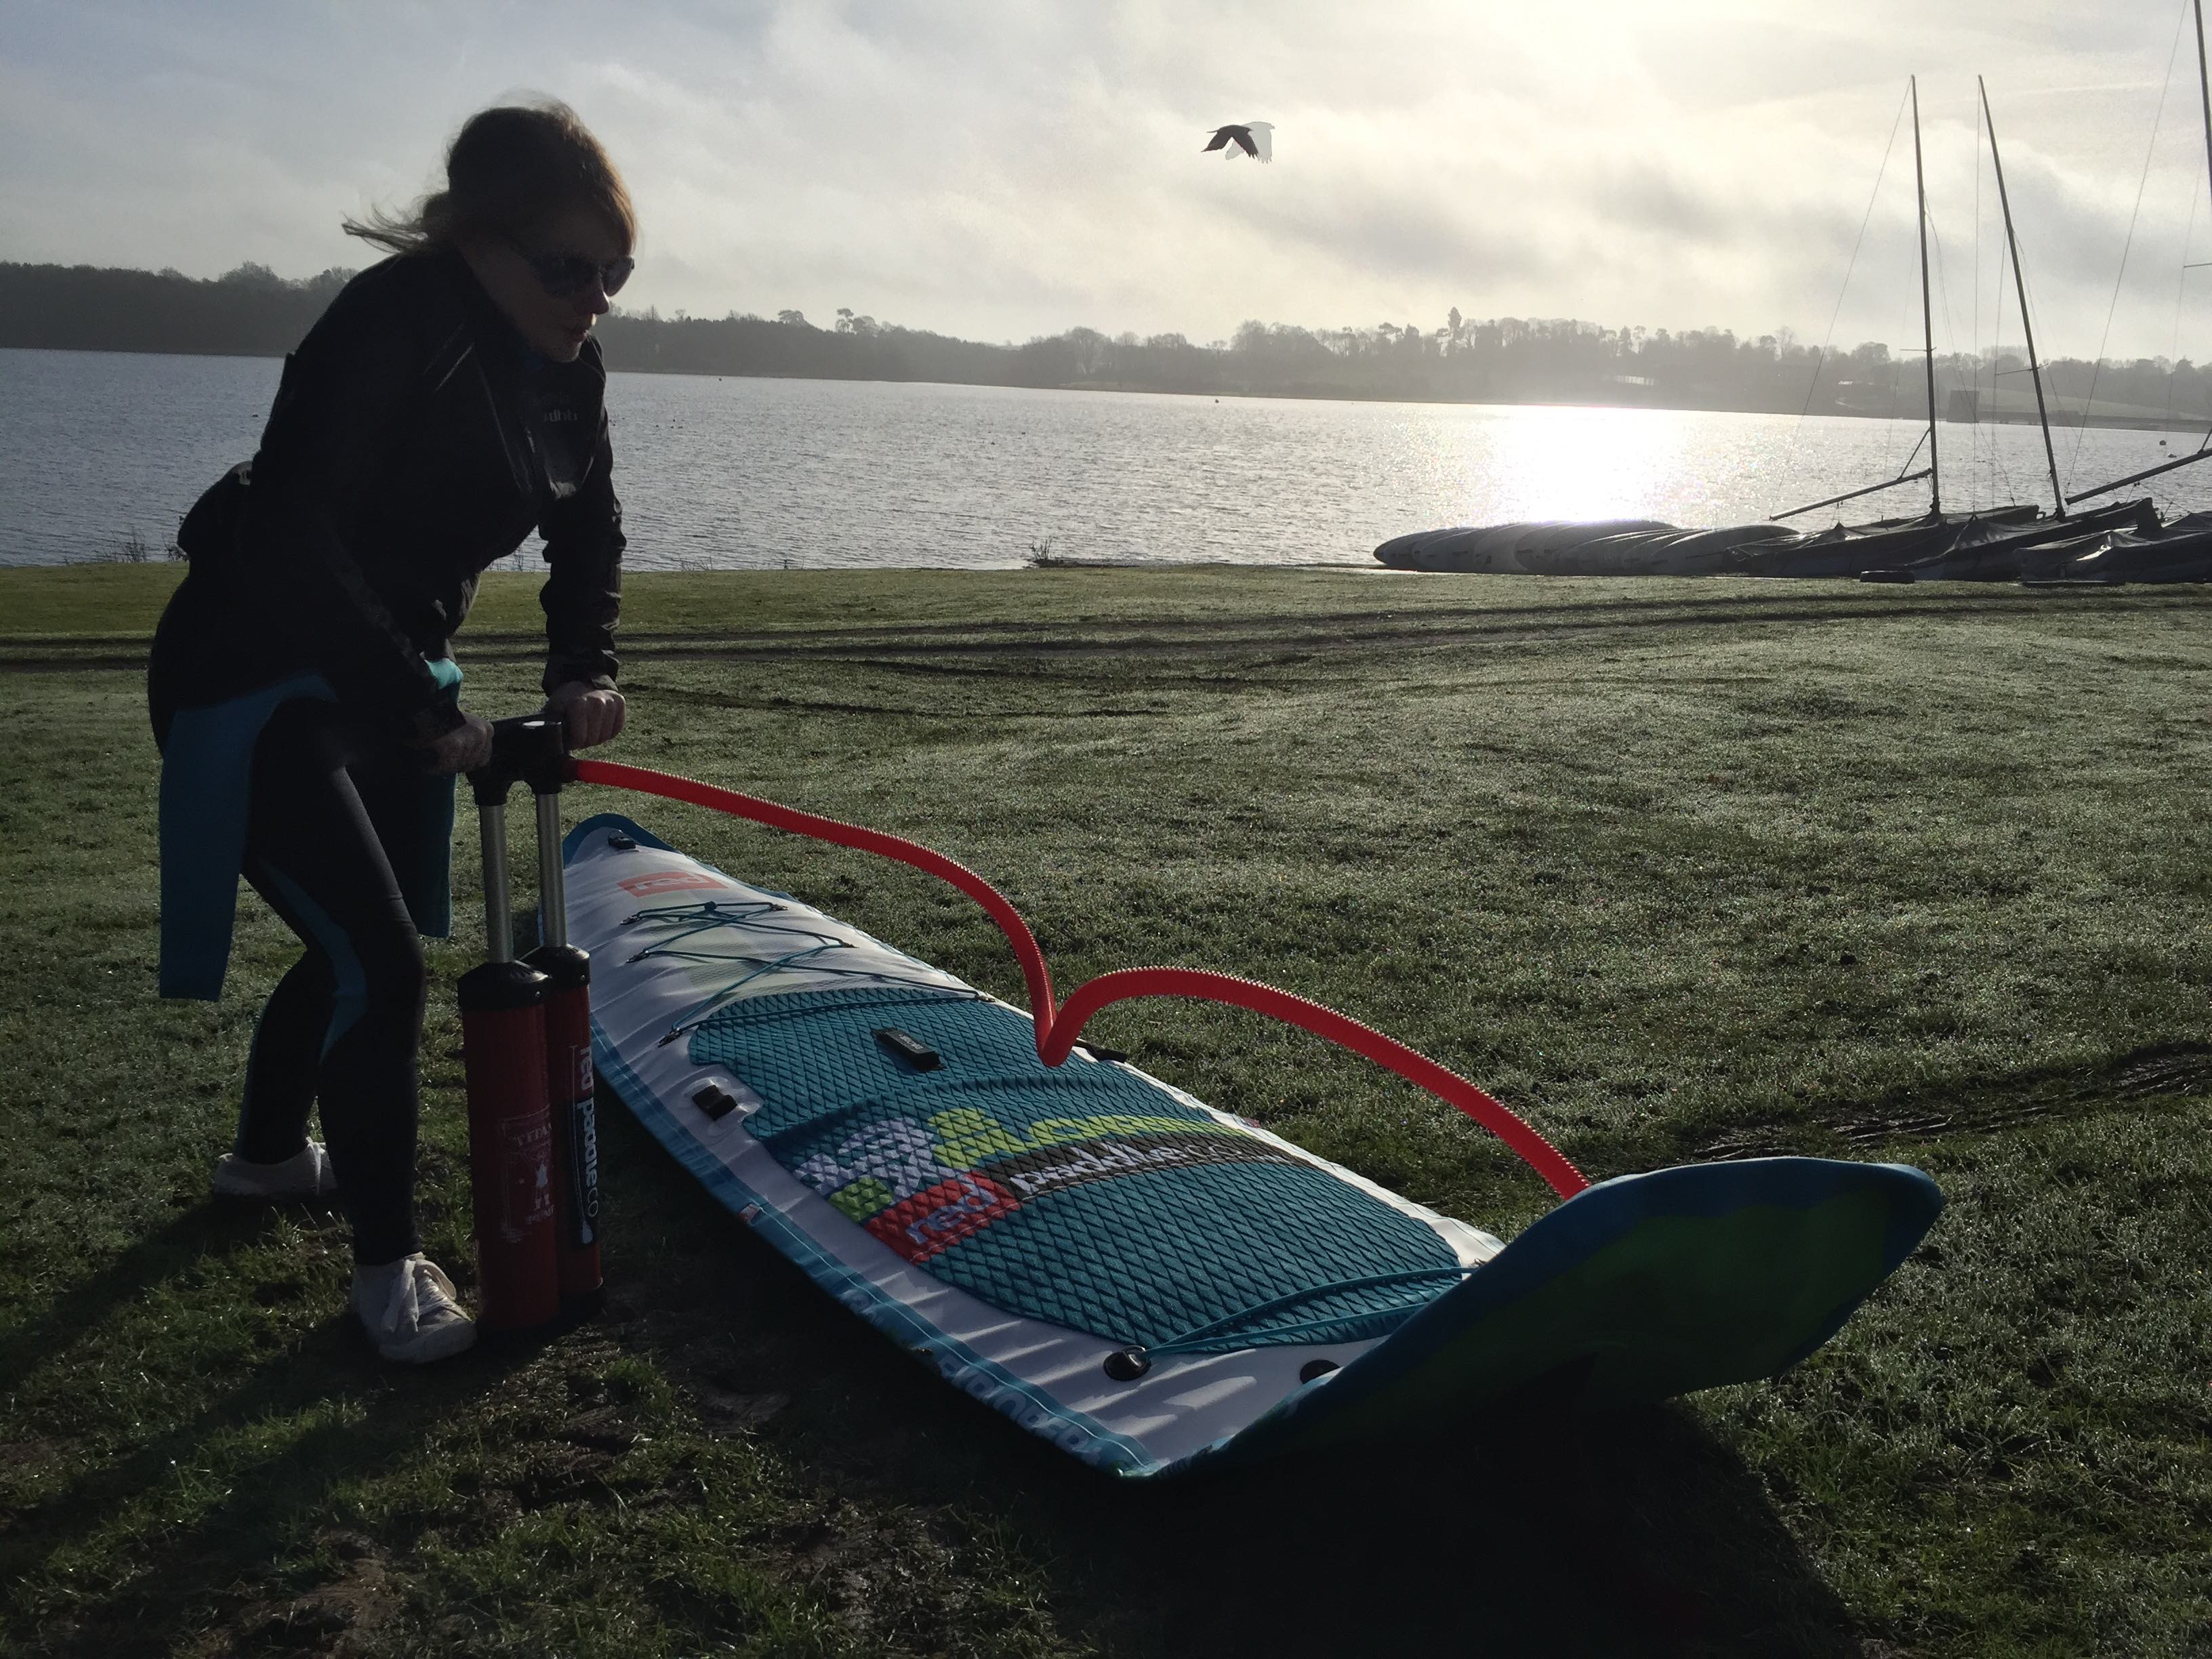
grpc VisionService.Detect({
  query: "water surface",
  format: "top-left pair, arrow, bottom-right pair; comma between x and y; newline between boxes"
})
3,347 -> 2205,570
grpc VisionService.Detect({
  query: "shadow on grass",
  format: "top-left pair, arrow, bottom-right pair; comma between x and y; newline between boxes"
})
0,1202 -> 298,1398
3,1102 -> 1866,1657
1073,1407 -> 1853,1658
2,1301 -> 539,1658
607,1107 -> 1862,1658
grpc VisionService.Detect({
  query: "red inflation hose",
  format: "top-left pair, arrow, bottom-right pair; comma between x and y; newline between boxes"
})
1044,968 -> 1588,1200
574,759 -> 1057,1028
569,758 -> 1589,1200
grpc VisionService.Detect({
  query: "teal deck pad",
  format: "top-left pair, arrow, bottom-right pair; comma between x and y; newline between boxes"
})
689,989 -> 1462,1351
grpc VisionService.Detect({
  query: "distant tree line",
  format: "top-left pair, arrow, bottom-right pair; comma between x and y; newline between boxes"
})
594,305 -> 1023,386
0,262 -> 352,356
5,260 -> 2209,425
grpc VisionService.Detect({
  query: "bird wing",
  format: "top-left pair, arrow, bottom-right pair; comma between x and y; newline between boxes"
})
1202,126 -> 1235,152
1229,129 -> 1256,159
1246,121 -> 1273,162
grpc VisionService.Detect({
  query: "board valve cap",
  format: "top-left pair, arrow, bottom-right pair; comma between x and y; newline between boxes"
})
1103,1346 -> 1151,1382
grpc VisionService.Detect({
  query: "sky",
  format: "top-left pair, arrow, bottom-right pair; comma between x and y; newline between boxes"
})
6,0 -> 2212,361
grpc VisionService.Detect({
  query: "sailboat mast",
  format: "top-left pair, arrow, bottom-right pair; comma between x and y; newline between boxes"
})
2039,5 -> 2212,505
2197,0 -> 2212,205
1980,77 -> 2066,517
1912,75 -> 1942,515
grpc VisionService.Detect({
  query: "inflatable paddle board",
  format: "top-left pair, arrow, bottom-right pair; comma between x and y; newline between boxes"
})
565,809 -> 1941,1479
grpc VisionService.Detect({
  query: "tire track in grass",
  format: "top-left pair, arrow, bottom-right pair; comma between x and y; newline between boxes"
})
10,588 -> 2212,674
1699,1042 -> 2212,1160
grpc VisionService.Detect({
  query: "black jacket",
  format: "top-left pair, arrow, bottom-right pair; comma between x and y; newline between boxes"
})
150,248 -> 624,743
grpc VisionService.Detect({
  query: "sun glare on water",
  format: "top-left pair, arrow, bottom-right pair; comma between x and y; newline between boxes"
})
1471,404 -> 1698,523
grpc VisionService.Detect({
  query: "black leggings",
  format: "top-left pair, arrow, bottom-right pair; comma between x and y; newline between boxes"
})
237,700 -> 429,1265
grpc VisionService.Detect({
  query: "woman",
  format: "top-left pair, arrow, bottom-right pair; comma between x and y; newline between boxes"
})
150,100 -> 634,1362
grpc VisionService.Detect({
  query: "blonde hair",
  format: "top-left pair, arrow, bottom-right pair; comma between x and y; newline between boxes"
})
344,99 -> 635,256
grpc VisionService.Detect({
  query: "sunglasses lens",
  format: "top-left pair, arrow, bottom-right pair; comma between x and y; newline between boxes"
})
531,253 -> 632,298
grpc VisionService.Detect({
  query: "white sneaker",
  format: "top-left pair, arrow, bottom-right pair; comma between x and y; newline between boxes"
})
351,1254 -> 478,1364
211,1141 -> 339,1201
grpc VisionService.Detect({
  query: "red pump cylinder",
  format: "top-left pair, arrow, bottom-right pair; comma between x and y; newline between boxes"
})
526,941 -> 602,1309
459,725 -> 573,1337
459,958 -> 561,1331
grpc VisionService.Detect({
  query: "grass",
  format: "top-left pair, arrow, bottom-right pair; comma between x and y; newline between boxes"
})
4,563 -> 2212,1655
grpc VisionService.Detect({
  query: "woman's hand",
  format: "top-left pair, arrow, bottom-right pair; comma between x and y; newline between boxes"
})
420,712 -> 495,775
545,681 -> 626,750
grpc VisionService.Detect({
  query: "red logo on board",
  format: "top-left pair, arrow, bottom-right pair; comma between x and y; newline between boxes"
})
615,870 -> 730,897
865,1176 -> 1019,1263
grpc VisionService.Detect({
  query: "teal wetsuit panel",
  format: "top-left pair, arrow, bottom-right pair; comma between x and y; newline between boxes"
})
158,661 -> 461,1000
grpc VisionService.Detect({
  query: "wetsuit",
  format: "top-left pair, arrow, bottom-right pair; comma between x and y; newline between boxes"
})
149,247 -> 625,1263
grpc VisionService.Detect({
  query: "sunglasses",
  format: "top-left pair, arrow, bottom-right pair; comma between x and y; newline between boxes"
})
512,243 -> 635,300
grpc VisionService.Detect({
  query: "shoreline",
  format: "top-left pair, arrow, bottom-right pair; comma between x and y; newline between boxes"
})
7,342 -> 2206,436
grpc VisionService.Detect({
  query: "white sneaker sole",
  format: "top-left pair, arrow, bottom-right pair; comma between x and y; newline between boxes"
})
211,1146 -> 337,1202
369,1318 -> 478,1365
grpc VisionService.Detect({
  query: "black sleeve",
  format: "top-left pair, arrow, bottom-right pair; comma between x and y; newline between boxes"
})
537,406 -> 625,695
236,290 -> 464,743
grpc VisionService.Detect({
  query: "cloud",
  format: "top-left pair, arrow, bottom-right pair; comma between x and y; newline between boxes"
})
5,0 -> 2211,357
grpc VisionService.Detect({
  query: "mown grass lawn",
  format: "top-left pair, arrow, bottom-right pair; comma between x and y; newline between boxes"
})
4,564 -> 2212,1656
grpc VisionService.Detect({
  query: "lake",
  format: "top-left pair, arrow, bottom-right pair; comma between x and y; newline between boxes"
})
4,346 -> 2208,571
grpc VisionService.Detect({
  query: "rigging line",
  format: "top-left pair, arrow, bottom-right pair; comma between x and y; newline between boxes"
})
2167,165 -> 2202,428
1883,344 -> 1904,472
1992,201 -> 2015,501
1929,211 -> 1967,359
2070,0 -> 2192,485
1879,161 -> 1910,472
1990,85 -> 2008,499
1927,211 -> 1970,497
1928,220 -> 1961,430
1797,83 -> 1912,429
1986,77 -> 2070,518
1883,225 -> 1920,476
1911,73 -> 1940,512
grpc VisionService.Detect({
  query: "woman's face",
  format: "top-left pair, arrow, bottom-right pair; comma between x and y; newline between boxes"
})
460,205 -> 630,363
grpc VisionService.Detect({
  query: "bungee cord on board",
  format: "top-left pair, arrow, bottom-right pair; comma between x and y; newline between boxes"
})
619,896 -> 979,1042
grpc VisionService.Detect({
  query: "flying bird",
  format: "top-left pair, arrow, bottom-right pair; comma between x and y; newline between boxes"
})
1202,121 -> 1273,163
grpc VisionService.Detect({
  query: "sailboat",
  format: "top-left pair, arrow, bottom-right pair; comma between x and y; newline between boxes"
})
1746,74 -> 2083,579
2022,0 -> 2212,583
1374,77 -> 2046,579
1855,75 -> 2159,582
1373,73 -> 2162,581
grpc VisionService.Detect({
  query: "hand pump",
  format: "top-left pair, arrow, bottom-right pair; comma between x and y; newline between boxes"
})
459,720 -> 563,1332
516,720 -> 604,1312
